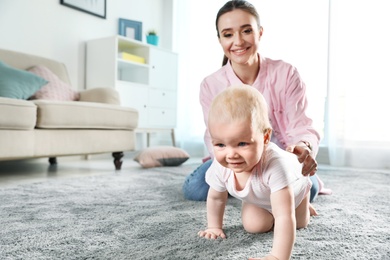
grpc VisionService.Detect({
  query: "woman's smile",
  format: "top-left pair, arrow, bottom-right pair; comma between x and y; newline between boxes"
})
231,47 -> 250,55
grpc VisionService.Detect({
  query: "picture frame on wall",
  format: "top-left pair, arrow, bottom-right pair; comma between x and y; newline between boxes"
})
60,0 -> 106,19
118,18 -> 143,41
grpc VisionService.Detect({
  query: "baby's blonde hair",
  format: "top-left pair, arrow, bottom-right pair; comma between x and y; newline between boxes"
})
209,85 -> 272,134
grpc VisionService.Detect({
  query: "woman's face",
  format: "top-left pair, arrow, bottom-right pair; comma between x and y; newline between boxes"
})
217,9 -> 262,66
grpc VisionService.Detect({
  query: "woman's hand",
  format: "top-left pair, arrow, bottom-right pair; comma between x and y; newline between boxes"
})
286,142 -> 317,176
198,228 -> 226,239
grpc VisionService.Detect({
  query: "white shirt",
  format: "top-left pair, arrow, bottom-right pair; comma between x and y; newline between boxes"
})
205,142 -> 312,213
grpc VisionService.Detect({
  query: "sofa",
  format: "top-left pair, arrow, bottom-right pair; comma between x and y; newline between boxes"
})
0,49 -> 138,170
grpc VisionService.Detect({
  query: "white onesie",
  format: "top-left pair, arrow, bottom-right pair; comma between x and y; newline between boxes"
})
205,142 -> 312,213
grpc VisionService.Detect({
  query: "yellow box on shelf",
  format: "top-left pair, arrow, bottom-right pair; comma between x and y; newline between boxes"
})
118,52 -> 145,64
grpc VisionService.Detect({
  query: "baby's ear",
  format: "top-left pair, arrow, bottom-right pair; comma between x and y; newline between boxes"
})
264,129 -> 272,144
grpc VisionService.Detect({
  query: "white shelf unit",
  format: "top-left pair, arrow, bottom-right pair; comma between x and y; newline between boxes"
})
86,35 -> 178,136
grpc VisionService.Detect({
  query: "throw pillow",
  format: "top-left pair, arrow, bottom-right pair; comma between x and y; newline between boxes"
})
28,65 -> 80,101
0,61 -> 47,99
134,146 -> 190,168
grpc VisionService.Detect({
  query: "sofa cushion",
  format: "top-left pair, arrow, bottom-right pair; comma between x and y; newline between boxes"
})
33,100 -> 138,130
0,61 -> 47,99
28,65 -> 80,101
0,97 -> 37,130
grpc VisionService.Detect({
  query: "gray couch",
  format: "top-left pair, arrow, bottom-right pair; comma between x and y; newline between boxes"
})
0,49 -> 138,169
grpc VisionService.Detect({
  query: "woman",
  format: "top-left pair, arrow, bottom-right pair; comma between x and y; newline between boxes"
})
183,0 -> 322,204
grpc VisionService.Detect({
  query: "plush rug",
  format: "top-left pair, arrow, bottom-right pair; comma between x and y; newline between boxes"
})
0,163 -> 389,260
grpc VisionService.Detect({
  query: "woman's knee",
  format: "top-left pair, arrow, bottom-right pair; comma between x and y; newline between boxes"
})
182,160 -> 212,201
309,175 -> 319,202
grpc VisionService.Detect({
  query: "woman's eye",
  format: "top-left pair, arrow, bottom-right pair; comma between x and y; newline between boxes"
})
243,28 -> 253,34
238,142 -> 248,147
222,33 -> 232,38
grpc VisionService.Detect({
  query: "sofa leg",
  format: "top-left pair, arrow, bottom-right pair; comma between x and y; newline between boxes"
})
112,152 -> 124,170
49,157 -> 57,165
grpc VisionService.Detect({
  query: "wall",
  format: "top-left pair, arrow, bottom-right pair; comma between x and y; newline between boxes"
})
0,0 -> 173,91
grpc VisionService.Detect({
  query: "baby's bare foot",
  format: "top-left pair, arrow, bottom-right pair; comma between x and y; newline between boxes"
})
309,204 -> 318,216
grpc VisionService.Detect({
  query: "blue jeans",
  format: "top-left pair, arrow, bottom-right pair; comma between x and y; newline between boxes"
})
182,160 -> 319,203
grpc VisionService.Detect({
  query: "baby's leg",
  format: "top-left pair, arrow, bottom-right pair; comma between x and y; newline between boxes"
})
295,193 -> 310,229
241,202 -> 274,233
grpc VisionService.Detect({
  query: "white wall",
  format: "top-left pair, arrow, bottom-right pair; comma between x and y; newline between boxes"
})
0,0 -> 173,91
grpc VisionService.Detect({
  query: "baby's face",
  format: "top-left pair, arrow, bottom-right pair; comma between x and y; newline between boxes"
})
210,119 -> 266,174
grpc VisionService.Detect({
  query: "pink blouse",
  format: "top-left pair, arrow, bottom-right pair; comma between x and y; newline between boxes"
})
200,55 -> 320,158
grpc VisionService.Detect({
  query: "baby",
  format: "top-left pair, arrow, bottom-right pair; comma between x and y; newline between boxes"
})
197,85 -> 317,260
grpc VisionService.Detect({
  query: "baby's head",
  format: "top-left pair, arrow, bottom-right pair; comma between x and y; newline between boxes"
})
209,85 -> 271,135
208,85 -> 272,172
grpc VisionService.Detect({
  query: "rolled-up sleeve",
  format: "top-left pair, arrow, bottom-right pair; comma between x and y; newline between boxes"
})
266,62 -> 320,157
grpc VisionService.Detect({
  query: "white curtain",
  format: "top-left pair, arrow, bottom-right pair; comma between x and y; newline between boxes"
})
174,0 -> 227,157
327,0 -> 390,169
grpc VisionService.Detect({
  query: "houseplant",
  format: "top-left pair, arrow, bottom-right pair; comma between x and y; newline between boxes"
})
146,30 -> 159,46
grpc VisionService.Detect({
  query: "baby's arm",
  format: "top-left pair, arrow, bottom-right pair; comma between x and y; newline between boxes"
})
269,186 -> 296,260
198,187 -> 228,239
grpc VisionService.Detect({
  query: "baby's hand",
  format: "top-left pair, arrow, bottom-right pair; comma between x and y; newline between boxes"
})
198,228 -> 226,239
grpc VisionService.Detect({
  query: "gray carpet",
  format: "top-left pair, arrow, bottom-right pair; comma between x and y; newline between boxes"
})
0,163 -> 389,260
